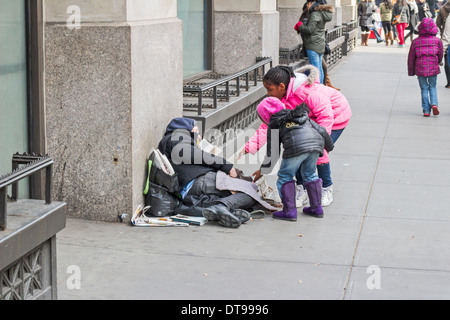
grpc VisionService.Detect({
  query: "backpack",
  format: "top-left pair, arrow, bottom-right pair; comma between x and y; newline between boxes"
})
143,148 -> 181,217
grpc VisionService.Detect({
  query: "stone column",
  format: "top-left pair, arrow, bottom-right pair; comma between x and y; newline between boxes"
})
341,0 -> 357,23
43,0 -> 183,221
327,0 -> 343,28
213,0 -> 279,74
278,0 -> 303,49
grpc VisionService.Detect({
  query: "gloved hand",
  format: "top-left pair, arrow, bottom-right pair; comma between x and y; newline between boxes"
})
294,20 -> 303,32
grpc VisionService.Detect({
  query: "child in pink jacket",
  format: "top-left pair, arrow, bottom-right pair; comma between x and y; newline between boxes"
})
242,65 -> 352,207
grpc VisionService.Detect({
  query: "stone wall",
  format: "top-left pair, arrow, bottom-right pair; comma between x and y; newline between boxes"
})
43,0 -> 183,221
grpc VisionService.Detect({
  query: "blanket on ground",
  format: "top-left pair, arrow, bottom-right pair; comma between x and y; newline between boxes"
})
215,171 -> 278,211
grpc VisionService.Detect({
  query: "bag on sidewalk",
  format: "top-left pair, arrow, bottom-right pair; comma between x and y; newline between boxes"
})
144,148 -> 180,194
143,148 -> 181,217
145,182 -> 180,217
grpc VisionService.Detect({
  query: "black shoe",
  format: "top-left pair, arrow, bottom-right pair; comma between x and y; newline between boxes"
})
203,205 -> 241,228
232,209 -> 251,223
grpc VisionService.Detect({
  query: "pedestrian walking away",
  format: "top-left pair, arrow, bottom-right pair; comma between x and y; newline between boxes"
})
407,18 -> 443,116
380,0 -> 395,45
417,0 -> 432,22
404,0 -> 419,43
252,98 -> 334,221
435,1 -> 450,88
393,0 -> 411,48
358,0 -> 376,46
442,14 -> 450,88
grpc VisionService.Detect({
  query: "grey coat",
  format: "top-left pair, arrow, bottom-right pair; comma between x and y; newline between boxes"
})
358,0 -> 376,27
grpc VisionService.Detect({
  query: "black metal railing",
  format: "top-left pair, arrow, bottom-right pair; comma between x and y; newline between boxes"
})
183,58 -> 273,116
325,26 -> 346,68
279,44 -> 303,66
0,153 -> 54,231
342,20 -> 359,55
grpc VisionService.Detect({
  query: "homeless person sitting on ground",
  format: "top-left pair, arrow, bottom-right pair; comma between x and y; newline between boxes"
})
158,117 -> 276,228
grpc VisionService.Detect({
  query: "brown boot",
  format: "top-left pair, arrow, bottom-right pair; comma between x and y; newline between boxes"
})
365,33 -> 370,46
325,74 -> 340,91
389,31 -> 394,45
385,34 -> 389,46
361,33 -> 366,46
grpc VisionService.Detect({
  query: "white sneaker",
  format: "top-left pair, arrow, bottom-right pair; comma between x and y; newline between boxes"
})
321,185 -> 334,207
296,185 -> 308,208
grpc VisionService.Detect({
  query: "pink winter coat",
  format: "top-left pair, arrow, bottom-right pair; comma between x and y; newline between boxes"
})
245,64 -> 352,165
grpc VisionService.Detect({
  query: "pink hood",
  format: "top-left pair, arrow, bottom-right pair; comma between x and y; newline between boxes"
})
257,97 -> 286,124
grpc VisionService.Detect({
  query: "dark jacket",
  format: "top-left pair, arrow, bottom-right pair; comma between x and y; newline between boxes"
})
158,118 -> 233,189
417,1 -> 431,21
261,104 -> 334,173
298,5 -> 334,54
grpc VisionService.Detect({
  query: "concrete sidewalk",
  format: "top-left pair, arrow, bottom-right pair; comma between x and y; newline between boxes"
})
56,39 -> 450,300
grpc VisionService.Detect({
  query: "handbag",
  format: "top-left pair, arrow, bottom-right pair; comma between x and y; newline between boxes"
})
392,14 -> 401,25
324,43 -> 331,56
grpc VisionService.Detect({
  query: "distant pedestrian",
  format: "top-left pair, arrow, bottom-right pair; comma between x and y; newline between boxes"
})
426,0 -> 437,19
295,0 -> 334,83
380,0 -> 395,45
435,1 -> 450,88
253,98 -> 334,221
392,0 -> 411,47
358,0 -> 376,46
405,0 -> 419,43
295,0 -> 340,89
407,18 -> 443,116
417,0 -> 432,21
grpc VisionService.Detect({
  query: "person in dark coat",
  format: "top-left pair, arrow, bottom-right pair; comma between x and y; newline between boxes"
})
158,118 -> 257,228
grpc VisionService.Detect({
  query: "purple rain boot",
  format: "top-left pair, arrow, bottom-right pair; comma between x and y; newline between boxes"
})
303,179 -> 324,218
273,180 -> 298,222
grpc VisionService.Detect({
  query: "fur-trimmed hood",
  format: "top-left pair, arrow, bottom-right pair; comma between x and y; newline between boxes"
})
295,64 -> 321,86
313,5 -> 335,13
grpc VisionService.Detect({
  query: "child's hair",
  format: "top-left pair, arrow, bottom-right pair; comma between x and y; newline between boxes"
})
263,66 -> 296,89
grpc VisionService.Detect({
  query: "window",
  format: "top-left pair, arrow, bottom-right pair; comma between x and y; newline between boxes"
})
0,0 -> 43,198
0,0 -> 29,196
178,0 -> 212,78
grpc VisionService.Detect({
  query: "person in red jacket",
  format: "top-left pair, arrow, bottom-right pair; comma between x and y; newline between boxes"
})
407,18 -> 443,116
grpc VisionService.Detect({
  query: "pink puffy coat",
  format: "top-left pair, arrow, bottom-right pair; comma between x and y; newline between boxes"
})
245,64 -> 352,165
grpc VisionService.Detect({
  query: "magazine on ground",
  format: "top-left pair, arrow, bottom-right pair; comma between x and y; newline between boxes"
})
131,205 -> 189,227
170,214 -> 207,226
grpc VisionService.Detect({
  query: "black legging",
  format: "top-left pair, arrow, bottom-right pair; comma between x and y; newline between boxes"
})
382,21 -> 392,33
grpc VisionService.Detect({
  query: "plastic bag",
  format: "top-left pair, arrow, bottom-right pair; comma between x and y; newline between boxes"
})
145,182 -> 180,217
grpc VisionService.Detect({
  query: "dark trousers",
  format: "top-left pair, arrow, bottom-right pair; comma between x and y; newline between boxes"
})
445,50 -> 450,86
189,172 -> 256,211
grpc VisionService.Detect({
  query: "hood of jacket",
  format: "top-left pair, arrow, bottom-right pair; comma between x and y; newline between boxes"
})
313,5 -> 334,22
270,103 -> 310,128
418,17 -> 438,36
295,64 -> 321,86
257,97 -> 286,124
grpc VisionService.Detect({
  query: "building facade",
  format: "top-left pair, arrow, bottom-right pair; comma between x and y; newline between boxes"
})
0,0 -> 356,222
